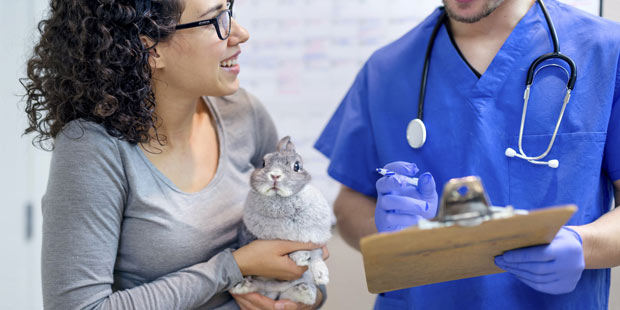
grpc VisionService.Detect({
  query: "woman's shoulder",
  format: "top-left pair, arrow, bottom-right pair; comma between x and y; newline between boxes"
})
54,119 -> 121,154
47,119 -> 128,195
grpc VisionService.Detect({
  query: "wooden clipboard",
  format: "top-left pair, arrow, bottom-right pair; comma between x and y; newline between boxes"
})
360,205 -> 576,294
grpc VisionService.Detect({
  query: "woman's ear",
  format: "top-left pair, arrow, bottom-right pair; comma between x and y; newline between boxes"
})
140,35 -> 166,70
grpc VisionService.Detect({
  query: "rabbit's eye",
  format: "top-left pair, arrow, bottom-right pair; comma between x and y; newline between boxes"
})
293,161 -> 301,172
262,160 -> 265,167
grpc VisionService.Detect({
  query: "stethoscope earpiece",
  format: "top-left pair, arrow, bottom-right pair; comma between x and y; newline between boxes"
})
505,148 -> 517,158
504,148 -> 559,168
547,159 -> 559,168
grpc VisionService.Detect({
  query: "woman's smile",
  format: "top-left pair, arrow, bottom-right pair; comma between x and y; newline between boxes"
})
220,51 -> 241,74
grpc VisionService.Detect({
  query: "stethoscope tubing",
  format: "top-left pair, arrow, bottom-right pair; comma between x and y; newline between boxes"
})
418,10 -> 447,120
411,0 -> 577,169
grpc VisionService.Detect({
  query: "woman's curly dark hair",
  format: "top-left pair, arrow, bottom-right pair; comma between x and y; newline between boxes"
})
22,0 -> 184,150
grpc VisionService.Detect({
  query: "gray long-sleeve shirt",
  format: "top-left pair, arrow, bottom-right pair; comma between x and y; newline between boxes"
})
41,89 -> 278,310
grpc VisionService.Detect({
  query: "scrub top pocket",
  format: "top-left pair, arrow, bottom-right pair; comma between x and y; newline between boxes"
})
506,132 -> 607,212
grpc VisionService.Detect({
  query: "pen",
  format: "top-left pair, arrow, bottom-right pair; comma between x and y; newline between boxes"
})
375,168 -> 419,186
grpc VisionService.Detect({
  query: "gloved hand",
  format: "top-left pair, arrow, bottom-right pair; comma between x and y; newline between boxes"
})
375,161 -> 438,232
494,226 -> 585,295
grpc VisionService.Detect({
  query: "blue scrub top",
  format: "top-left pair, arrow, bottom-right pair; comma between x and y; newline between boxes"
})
315,1 -> 620,309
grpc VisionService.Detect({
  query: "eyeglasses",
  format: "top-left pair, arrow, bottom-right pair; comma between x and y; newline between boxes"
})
175,9 -> 232,40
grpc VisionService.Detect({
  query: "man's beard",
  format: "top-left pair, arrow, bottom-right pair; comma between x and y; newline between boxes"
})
442,0 -> 505,23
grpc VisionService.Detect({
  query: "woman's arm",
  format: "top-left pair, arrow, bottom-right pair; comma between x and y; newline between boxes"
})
43,122 -> 324,310
42,123 -> 244,310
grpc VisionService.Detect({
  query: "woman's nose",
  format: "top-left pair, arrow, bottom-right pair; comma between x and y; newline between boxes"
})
228,18 -> 249,46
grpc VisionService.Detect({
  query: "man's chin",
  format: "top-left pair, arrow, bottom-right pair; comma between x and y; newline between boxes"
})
445,8 -> 488,23
443,0 -> 504,23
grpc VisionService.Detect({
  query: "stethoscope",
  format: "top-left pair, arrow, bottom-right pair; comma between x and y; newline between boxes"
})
406,0 -> 577,169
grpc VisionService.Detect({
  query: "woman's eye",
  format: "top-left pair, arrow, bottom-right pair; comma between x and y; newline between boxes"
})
293,161 -> 301,172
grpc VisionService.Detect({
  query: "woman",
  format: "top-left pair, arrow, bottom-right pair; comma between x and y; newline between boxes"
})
22,0 -> 326,309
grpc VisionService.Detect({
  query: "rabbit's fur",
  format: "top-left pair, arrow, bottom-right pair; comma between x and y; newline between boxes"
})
230,136 -> 332,305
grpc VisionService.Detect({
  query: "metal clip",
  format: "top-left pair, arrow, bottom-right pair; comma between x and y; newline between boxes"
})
433,176 -> 494,226
418,176 -> 525,230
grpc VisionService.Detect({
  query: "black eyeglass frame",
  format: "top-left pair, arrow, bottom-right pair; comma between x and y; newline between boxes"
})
175,9 -> 233,40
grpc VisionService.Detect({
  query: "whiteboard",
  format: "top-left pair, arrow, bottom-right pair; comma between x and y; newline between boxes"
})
234,0 -> 602,202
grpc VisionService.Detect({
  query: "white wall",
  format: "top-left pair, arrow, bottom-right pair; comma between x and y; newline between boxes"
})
1,1 -> 618,309
0,0 -> 49,309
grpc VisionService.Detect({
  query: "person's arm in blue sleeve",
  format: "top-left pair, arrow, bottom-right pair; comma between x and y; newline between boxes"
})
495,180 -> 620,295
568,182 -> 620,269
318,62 -> 441,249
495,58 -> 620,295
333,160 -> 440,247
565,54 -> 620,270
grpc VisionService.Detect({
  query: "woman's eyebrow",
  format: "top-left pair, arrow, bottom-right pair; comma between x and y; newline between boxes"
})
198,3 -> 224,19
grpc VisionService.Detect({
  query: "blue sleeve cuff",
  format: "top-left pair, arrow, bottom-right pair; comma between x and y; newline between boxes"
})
327,165 -> 377,198
315,139 -> 378,198
562,226 -> 583,245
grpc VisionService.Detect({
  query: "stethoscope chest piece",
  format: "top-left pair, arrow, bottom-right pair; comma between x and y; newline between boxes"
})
407,1 -> 575,170
406,118 -> 427,149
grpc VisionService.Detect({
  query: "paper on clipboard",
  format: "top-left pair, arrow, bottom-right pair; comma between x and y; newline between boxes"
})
360,176 -> 577,294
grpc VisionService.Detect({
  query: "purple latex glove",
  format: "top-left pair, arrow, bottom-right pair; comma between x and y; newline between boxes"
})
375,161 -> 438,232
494,226 -> 585,295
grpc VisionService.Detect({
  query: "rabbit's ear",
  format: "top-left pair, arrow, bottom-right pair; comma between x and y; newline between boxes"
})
285,140 -> 295,152
276,136 -> 295,152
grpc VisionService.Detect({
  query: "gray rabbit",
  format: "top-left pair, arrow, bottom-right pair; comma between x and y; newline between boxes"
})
230,136 -> 332,305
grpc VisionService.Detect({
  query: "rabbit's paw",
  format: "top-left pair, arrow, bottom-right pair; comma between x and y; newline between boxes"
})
230,277 -> 257,294
280,283 -> 316,305
310,261 -> 329,285
289,250 -> 311,266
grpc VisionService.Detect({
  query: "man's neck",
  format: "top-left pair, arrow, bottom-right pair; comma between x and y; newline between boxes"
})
449,0 -> 536,39
445,0 -> 536,75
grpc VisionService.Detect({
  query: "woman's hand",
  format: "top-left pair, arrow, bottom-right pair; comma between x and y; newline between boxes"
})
232,288 -> 324,310
232,240 -> 326,280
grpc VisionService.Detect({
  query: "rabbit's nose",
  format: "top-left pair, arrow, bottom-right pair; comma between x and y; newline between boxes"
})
269,173 -> 281,180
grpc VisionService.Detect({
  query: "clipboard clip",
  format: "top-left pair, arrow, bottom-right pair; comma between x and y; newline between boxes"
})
421,176 -> 524,228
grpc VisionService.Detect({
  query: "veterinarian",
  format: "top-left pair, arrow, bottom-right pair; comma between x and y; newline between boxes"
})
24,0 -> 326,309
315,0 -> 620,309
